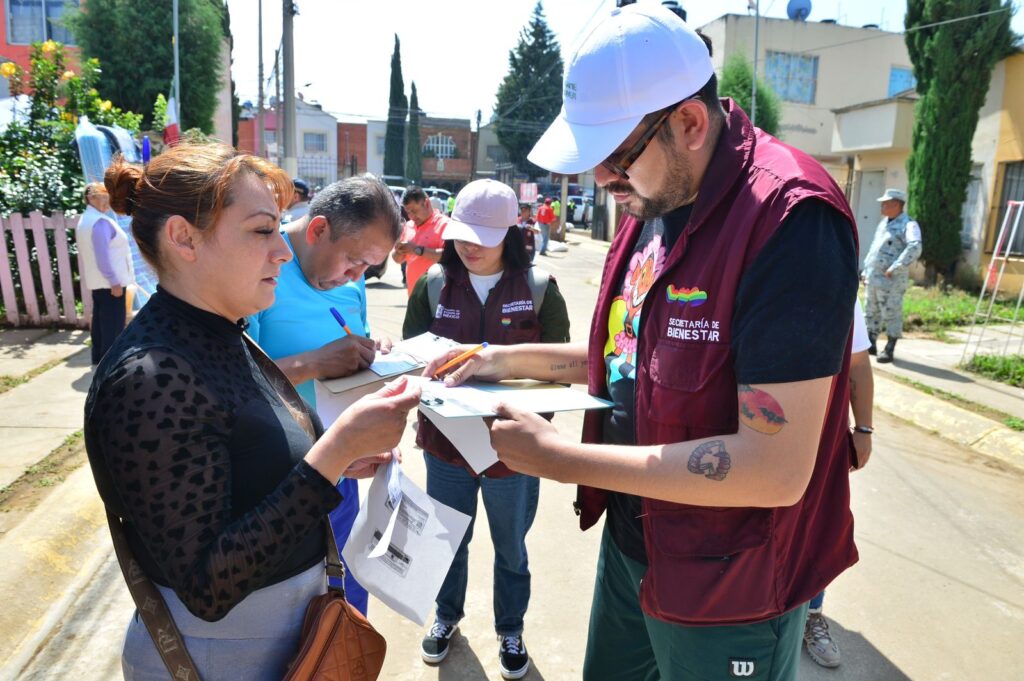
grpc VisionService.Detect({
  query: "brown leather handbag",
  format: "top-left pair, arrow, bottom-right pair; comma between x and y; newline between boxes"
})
283,526 -> 386,681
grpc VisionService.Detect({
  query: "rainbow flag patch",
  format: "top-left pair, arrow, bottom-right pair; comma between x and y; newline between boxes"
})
501,317 -> 512,326
666,285 -> 708,306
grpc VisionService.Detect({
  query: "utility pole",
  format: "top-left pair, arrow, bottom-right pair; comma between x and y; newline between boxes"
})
172,0 -> 181,123
751,0 -> 760,127
282,0 -> 297,176
274,47 -> 282,166
257,0 -> 265,157
471,109 -> 481,180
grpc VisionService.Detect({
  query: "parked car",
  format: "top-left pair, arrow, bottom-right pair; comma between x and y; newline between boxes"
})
567,195 -> 593,227
365,259 -> 388,281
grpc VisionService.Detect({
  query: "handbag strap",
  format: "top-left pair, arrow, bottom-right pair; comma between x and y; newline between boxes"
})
243,332 -> 348,599
106,510 -> 203,681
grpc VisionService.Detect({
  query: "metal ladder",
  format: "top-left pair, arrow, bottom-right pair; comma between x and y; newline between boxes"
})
960,200 -> 1024,365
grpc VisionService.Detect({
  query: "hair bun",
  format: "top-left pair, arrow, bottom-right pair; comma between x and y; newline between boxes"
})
105,156 -> 143,216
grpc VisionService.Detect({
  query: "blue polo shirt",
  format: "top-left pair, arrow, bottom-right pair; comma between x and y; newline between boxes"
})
248,232 -> 370,406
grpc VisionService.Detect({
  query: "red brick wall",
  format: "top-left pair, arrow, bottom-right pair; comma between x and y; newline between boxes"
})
337,122 -> 367,176
237,118 -> 257,154
0,7 -> 81,71
419,121 -> 474,186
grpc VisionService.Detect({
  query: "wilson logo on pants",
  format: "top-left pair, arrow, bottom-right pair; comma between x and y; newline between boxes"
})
729,658 -> 756,677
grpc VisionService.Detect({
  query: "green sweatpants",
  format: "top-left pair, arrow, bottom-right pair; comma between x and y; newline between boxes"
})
583,526 -> 808,681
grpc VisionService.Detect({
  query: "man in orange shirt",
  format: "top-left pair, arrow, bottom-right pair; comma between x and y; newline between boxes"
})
535,197 -> 556,256
393,186 -> 449,296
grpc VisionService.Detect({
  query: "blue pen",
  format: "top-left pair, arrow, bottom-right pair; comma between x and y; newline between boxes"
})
329,307 -> 355,336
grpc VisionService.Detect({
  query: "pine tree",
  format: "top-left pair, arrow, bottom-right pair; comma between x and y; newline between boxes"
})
717,53 -> 781,137
905,0 -> 1016,279
384,35 -> 407,178
494,2 -> 563,179
406,82 -> 422,184
66,0 -> 224,133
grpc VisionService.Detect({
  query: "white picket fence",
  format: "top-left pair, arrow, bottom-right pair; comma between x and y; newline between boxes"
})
0,211 -> 90,328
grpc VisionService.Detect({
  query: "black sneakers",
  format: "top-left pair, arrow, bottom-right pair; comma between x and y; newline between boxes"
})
498,634 -> 530,680
420,621 -> 458,664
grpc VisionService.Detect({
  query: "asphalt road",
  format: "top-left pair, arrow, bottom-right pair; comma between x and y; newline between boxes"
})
15,234 -> 1024,681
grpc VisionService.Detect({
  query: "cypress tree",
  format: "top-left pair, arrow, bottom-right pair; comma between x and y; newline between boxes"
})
717,53 -> 781,137
384,35 -> 407,178
905,0 -> 1016,279
494,2 -> 563,179
406,82 -> 422,184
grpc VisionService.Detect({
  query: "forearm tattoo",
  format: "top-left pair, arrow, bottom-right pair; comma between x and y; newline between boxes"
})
549,358 -> 588,372
738,384 -> 788,435
687,440 -> 731,481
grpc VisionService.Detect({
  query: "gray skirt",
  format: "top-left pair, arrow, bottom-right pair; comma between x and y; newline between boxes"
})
121,562 -> 325,681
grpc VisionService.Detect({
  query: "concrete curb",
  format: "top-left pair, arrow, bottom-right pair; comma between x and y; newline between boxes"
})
0,465 -> 108,677
873,374 -> 1024,471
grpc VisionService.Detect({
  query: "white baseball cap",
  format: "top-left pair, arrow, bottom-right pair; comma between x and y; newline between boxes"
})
528,3 -> 714,175
444,179 -> 518,248
877,188 -> 907,203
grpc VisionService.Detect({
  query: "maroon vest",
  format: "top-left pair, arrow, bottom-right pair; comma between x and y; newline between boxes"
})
418,266 -> 544,477
578,100 -> 859,625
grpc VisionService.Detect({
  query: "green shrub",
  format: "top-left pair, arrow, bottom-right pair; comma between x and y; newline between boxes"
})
964,354 -> 1024,388
901,285 -> 1017,331
0,41 -> 142,218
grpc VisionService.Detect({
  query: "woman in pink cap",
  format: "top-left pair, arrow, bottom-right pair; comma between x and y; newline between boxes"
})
402,179 -> 569,680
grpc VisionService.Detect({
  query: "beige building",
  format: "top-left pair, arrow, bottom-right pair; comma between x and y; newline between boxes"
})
833,52 -> 1024,291
697,14 -> 913,181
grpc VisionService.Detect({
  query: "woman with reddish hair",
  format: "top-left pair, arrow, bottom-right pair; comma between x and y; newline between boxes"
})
84,144 -> 419,680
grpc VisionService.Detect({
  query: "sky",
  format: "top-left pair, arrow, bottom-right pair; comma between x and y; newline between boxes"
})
224,0 -> 1024,125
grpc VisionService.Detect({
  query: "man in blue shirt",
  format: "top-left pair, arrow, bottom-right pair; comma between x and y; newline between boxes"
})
248,176 -> 403,614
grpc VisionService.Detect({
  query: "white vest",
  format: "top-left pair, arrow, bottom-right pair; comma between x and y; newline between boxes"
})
76,206 -> 134,290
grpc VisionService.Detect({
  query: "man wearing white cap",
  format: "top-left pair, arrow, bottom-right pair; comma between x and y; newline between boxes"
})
862,188 -> 922,362
425,5 -> 860,680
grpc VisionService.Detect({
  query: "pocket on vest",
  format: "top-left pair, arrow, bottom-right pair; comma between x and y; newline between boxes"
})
641,506 -> 779,624
646,340 -> 735,440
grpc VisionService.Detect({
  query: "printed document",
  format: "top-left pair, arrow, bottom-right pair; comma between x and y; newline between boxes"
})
342,461 -> 471,625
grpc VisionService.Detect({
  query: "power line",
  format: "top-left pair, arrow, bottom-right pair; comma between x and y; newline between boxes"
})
788,6 -> 1013,57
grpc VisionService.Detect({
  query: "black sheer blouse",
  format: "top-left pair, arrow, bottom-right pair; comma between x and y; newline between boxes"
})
84,288 -> 342,621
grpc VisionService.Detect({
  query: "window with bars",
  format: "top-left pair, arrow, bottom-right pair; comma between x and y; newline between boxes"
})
7,0 -> 78,45
423,133 -> 456,159
765,50 -> 818,104
264,130 -> 277,147
303,132 -> 327,154
995,162 -> 1024,255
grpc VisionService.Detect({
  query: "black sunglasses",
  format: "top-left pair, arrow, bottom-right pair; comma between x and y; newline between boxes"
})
600,98 -> 693,179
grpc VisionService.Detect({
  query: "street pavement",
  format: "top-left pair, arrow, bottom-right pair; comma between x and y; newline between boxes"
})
2,230 -> 1023,680
0,330 -> 93,490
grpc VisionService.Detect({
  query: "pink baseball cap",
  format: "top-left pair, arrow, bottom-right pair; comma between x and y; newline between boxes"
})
444,179 -> 518,248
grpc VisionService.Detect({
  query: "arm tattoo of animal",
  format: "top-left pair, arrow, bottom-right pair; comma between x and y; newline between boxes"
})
737,384 -> 788,435
687,440 -> 731,481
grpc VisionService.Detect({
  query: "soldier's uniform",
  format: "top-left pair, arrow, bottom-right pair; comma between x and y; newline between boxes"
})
862,194 -> 922,342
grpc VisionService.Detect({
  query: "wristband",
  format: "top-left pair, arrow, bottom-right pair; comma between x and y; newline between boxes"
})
853,425 -> 873,434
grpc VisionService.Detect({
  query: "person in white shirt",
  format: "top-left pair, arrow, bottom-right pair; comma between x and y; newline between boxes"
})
76,183 -> 134,364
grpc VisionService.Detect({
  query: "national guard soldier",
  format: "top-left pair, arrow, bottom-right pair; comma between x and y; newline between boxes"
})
862,188 -> 923,363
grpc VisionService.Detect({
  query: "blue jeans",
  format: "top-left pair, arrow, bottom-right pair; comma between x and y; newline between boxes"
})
329,477 -> 369,615
538,223 -> 551,254
424,453 -> 540,636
